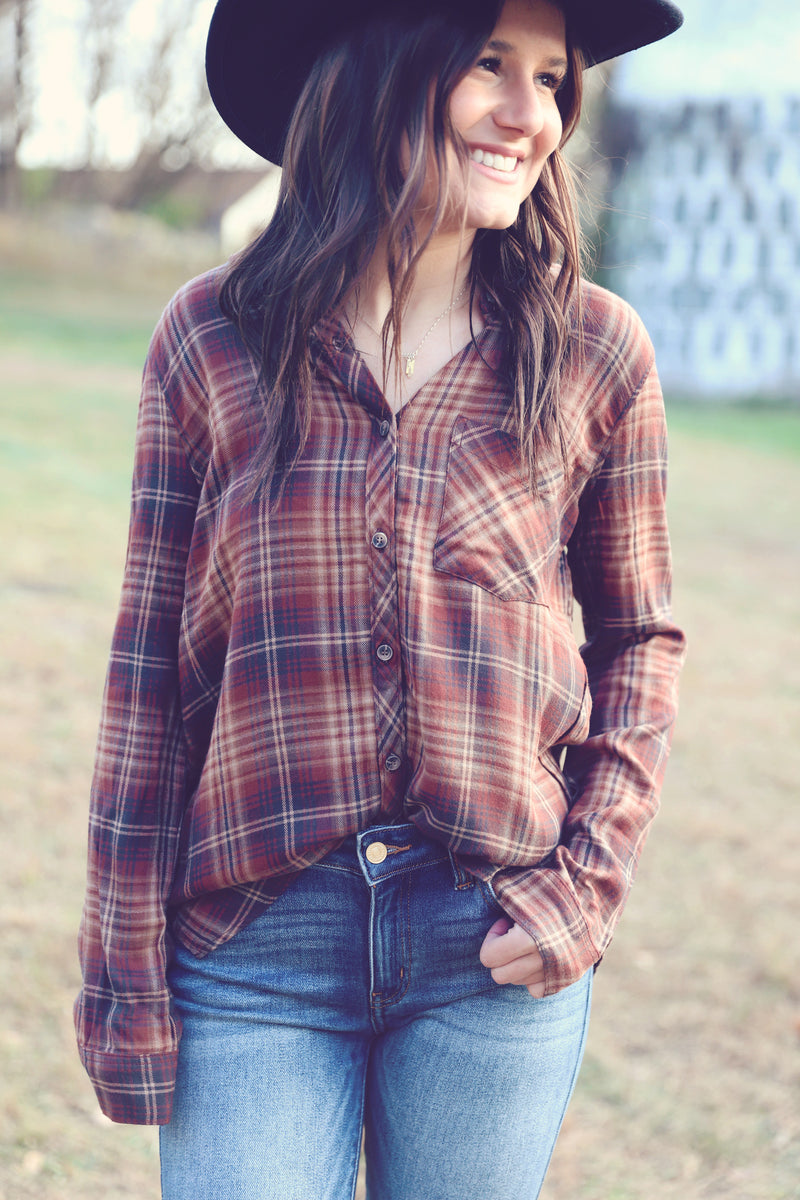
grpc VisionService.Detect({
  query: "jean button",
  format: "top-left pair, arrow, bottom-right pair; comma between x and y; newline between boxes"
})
365,841 -> 388,864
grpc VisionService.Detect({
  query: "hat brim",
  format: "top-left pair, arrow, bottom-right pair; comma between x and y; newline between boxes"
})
567,0 -> 684,65
206,0 -> 683,163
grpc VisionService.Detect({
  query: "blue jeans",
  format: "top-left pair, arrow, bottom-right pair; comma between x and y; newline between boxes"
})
160,823 -> 592,1200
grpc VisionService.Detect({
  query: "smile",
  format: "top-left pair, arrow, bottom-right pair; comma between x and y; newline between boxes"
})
469,148 -> 519,173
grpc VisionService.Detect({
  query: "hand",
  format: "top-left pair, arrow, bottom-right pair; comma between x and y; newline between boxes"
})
479,917 -> 547,998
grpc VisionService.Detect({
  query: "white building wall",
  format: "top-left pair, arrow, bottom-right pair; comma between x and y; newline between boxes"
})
606,97 -> 800,400
220,167 -> 281,256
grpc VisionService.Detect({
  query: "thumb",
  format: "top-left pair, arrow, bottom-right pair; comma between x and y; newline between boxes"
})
479,917 -> 514,964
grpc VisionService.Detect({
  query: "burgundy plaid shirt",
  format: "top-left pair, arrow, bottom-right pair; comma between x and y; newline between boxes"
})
75,268 -> 685,1124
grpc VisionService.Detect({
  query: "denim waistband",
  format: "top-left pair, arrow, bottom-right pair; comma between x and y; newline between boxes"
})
317,822 -> 473,890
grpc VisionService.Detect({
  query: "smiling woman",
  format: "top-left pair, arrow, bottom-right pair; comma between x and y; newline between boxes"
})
74,0 -> 687,1197
447,0 -> 567,231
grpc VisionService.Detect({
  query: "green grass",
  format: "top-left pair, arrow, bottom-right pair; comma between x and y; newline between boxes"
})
667,401 -> 800,458
2,231 -> 799,1200
0,267 -> 166,368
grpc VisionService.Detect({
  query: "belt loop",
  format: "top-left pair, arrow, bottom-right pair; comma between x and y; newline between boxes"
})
447,848 -> 473,890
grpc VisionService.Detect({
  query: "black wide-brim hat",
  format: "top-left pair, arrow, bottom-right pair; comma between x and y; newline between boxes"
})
206,0 -> 684,164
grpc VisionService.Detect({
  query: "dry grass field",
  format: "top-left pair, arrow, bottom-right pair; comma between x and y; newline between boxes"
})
1,213 -> 798,1199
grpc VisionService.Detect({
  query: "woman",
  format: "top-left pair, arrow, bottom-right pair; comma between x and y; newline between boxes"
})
75,0 -> 686,1195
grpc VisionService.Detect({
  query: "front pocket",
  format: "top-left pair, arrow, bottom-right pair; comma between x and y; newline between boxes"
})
433,418 -> 563,604
474,875 -> 507,920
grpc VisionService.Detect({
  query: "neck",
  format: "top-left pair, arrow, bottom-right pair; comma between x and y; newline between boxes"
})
353,227 -> 476,333
345,226 -> 482,413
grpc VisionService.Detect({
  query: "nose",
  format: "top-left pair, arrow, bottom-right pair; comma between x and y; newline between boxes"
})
493,78 -> 545,138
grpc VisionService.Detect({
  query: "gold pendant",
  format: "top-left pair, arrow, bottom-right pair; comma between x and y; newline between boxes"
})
404,356 -> 415,378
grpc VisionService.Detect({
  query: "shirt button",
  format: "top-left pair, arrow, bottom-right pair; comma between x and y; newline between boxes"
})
385,754 -> 402,772
365,841 -> 388,864
332,334 -> 346,351
376,643 -> 393,662
371,531 -> 388,550
379,420 -> 391,437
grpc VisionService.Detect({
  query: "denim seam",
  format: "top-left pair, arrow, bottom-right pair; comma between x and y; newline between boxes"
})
364,855 -> 448,886
447,849 -> 474,890
346,1056 -> 370,1200
531,973 -> 593,1198
310,861 -> 363,878
369,878 -> 412,1017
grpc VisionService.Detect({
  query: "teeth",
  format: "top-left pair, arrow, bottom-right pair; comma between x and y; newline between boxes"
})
470,149 -> 517,172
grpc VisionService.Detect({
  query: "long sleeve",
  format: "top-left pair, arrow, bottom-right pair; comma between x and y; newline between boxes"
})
74,344 -> 202,1125
490,357 -> 686,993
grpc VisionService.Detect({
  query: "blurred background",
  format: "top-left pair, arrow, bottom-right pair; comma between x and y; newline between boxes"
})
1,0 -> 798,1196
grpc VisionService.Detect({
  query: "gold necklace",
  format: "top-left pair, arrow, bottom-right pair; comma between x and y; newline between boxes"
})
359,286 -> 468,378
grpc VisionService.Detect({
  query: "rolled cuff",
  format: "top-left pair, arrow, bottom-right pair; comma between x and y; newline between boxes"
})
492,868 -> 601,996
77,1044 -> 179,1126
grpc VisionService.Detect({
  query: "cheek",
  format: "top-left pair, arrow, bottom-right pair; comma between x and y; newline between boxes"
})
447,80 -> 483,142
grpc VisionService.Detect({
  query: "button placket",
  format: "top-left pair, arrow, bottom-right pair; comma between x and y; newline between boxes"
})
365,407 -> 405,814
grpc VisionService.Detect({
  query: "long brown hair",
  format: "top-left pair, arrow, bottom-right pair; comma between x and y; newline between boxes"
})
220,5 -> 585,494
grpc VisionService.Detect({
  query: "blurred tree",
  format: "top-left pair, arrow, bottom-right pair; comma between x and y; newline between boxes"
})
84,0 -> 129,168
0,0 -> 32,208
79,0 -> 220,205
2,0 -> 227,210
115,0 -> 220,208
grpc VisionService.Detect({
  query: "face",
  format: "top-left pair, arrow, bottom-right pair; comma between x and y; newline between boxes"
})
441,0 -> 567,233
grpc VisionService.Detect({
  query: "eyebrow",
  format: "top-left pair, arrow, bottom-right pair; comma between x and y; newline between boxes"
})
485,38 -> 568,72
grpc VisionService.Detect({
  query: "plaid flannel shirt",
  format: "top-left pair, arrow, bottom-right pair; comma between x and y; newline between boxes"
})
75,267 -> 685,1124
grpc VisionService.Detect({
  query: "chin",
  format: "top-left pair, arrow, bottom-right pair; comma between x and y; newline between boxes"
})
468,207 -> 522,232
463,190 -> 529,232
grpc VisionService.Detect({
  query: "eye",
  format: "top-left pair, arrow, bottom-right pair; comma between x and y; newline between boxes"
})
476,55 -> 502,75
536,71 -> 566,93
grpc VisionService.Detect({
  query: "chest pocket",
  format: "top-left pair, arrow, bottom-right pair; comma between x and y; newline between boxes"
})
433,418 -> 562,605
